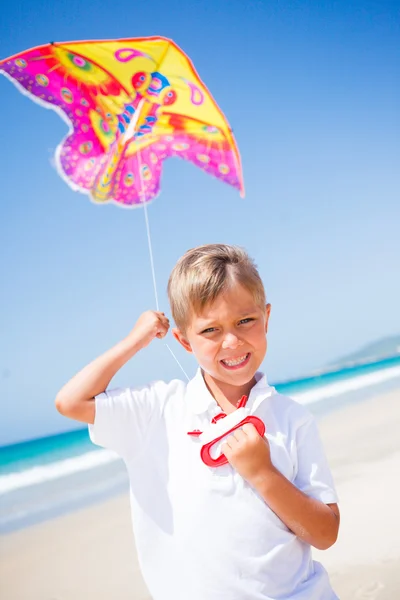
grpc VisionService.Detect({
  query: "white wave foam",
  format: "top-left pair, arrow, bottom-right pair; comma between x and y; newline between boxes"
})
0,471 -> 128,531
0,449 -> 120,495
291,366 -> 400,405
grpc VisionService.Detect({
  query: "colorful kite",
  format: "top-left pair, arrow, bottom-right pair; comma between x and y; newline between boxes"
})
0,36 -> 244,206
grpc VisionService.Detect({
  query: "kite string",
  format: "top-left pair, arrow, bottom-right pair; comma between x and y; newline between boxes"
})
137,149 -> 190,382
142,199 -> 160,311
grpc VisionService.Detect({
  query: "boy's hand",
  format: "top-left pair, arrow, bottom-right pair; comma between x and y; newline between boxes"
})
221,424 -> 274,485
127,310 -> 170,350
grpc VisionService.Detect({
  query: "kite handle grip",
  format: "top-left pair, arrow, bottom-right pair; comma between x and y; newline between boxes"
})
200,416 -> 266,467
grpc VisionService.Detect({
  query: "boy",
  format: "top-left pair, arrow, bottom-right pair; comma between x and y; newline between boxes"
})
56,244 -> 339,600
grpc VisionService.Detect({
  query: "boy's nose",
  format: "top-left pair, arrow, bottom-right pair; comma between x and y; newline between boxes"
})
222,333 -> 243,349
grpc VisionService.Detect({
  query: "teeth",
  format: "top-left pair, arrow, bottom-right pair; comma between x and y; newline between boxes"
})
222,354 -> 248,367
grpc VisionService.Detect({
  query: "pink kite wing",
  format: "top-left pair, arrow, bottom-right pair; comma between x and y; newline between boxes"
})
107,113 -> 243,206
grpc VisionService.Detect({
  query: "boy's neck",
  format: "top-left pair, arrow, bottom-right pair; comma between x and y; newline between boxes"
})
202,370 -> 257,414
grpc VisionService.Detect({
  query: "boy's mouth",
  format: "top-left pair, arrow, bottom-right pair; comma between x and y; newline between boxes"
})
220,353 -> 250,370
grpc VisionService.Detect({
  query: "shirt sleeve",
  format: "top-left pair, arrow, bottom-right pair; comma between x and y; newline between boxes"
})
293,413 -> 338,505
88,380 -> 167,461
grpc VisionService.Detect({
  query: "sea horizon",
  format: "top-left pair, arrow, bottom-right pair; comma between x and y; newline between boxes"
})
3,352 -> 400,450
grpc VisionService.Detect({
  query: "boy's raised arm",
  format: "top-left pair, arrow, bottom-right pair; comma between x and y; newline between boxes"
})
55,311 -> 170,424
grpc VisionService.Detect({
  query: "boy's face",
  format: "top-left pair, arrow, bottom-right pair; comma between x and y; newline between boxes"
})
173,285 -> 271,389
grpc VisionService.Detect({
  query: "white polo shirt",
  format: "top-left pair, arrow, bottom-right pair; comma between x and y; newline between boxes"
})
89,370 -> 338,600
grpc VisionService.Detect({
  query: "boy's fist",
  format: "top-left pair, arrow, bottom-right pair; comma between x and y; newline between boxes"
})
127,311 -> 170,349
222,424 -> 274,484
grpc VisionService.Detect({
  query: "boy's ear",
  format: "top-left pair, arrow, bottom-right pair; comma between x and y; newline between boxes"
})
172,328 -> 193,353
265,303 -> 272,333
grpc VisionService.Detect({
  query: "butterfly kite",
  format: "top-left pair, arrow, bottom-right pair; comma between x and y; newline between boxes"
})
0,36 -> 244,206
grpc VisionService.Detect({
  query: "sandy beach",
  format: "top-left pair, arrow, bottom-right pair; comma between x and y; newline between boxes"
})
1,388 -> 400,600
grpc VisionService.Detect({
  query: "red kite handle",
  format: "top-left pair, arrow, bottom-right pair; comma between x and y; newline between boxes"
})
200,416 -> 266,467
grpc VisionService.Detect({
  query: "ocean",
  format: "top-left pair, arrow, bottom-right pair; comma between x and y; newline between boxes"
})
1,355 -> 400,534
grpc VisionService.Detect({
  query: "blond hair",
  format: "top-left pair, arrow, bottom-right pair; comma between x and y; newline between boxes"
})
168,244 -> 266,332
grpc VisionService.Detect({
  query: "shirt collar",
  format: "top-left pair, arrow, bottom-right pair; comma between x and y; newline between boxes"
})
186,368 -> 275,416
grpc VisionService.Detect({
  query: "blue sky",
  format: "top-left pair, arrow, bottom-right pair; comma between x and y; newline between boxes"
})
1,0 -> 399,445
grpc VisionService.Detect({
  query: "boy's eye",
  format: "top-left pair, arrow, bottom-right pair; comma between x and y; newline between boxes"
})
201,327 -> 217,334
239,318 -> 254,325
